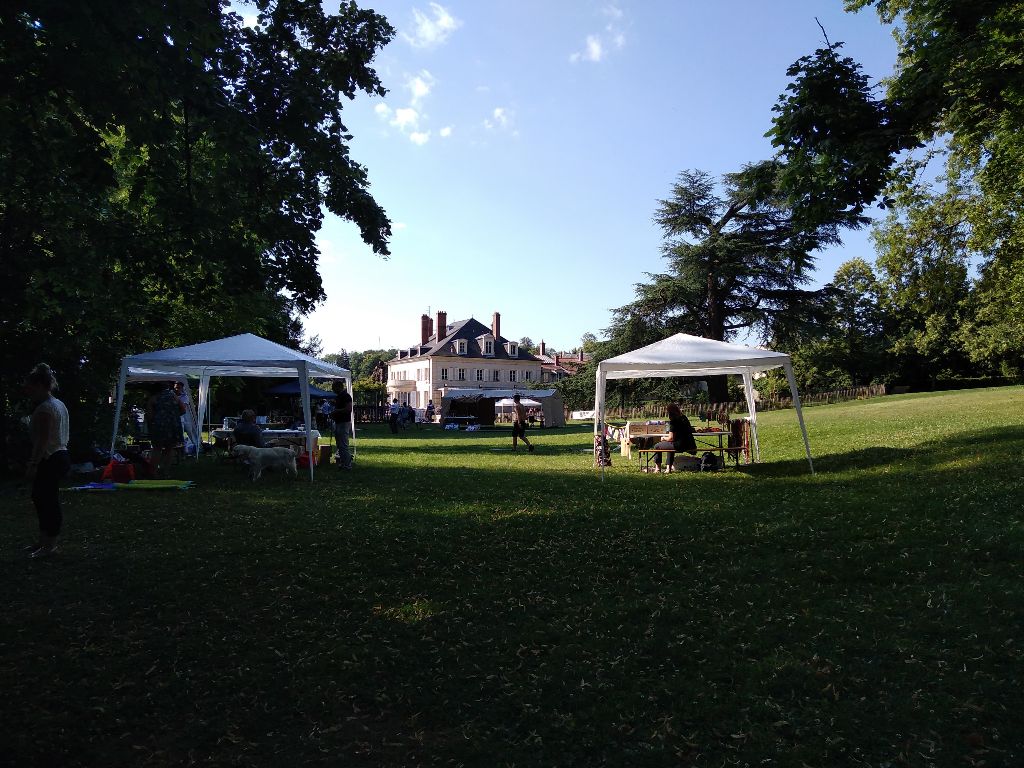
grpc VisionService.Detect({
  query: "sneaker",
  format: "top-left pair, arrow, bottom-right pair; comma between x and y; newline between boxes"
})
528,444 -> 535,453
22,542 -> 41,552
29,545 -> 59,560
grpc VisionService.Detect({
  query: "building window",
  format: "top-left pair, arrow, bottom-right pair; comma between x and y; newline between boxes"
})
458,368 -> 466,381
509,370 -> 517,382
491,370 -> 500,382
508,342 -> 518,357
484,339 -> 494,356
525,370 -> 532,381
456,339 -> 467,355
476,369 -> 484,381
440,368 -> 449,381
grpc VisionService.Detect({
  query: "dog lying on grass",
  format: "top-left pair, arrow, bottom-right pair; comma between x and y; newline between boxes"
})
230,444 -> 298,481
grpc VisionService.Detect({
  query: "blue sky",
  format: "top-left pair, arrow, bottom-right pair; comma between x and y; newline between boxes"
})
247,2 -> 899,353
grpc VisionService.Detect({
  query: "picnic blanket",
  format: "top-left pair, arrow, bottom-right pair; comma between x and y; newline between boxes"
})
70,480 -> 195,492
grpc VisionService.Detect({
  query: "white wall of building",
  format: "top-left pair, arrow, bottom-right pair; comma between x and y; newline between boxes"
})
388,356 -> 543,407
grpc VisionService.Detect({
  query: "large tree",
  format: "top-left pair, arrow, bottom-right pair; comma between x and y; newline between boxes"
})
608,164 -> 837,401
769,1 -> 1024,378
0,1 -> 394,464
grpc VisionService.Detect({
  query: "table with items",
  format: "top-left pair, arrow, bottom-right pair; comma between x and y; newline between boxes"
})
624,421 -> 744,471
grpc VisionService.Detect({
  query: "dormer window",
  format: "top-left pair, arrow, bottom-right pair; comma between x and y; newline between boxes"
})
455,339 -> 468,355
483,339 -> 494,356
507,342 -> 518,358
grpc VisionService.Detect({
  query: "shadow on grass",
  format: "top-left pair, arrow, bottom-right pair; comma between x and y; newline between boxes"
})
2,424 -> 1023,766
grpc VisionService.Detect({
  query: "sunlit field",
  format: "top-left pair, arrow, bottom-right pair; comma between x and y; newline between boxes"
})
2,387 -> 1022,767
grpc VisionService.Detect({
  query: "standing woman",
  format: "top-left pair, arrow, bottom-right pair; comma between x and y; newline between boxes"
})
146,382 -> 185,478
25,363 -> 70,558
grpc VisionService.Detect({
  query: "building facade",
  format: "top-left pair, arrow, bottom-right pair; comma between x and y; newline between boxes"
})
537,340 -> 591,383
387,311 -> 543,407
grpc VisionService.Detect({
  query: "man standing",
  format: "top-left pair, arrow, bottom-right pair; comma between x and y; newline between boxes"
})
511,393 -> 535,453
331,381 -> 354,470
388,398 -> 400,434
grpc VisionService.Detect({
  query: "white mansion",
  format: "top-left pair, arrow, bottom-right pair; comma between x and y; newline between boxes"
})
387,311 -> 542,408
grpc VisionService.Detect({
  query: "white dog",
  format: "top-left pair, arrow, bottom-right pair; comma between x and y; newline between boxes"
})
231,444 -> 298,481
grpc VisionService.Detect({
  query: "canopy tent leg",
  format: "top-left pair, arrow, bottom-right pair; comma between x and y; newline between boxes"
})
741,370 -> 761,462
783,361 -> 814,474
299,364 -> 314,481
347,376 -> 356,459
593,368 -> 608,479
109,360 -> 130,455
181,379 -> 200,458
197,373 -> 211,456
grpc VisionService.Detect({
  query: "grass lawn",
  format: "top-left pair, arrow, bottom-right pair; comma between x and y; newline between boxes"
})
2,387 -> 1023,767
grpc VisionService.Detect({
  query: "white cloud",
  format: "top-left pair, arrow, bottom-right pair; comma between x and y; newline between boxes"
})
407,70 -> 435,106
374,103 -> 392,119
570,5 -> 628,63
439,126 -> 453,138
241,12 -> 258,28
483,107 -> 514,131
409,131 -> 431,146
391,107 -> 420,130
394,222 -> 408,231
402,3 -> 461,49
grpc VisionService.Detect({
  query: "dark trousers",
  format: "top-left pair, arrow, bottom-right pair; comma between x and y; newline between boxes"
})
389,414 -> 398,434
32,450 -> 70,537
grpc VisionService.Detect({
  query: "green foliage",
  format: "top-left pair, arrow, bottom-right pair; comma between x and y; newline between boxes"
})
3,388 -> 1024,765
607,165 -> 836,400
770,2 -> 1024,386
0,1 -> 394,464
768,40 -> 909,230
346,349 -> 397,381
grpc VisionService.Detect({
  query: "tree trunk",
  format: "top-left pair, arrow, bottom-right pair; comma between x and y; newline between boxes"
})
706,375 -> 729,403
704,277 -> 729,403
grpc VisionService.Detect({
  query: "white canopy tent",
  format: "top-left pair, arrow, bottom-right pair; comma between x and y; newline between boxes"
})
594,334 -> 813,473
110,334 -> 353,480
441,388 -> 566,428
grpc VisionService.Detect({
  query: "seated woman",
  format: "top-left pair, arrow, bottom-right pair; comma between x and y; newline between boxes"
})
233,409 -> 264,448
652,402 -> 697,473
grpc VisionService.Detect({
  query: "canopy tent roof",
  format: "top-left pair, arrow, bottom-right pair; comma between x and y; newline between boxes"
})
599,334 -> 791,379
265,380 -> 337,399
495,397 -> 541,408
120,333 -> 350,379
443,388 -> 558,400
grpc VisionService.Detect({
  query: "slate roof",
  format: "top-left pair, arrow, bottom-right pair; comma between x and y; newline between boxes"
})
392,318 -> 540,362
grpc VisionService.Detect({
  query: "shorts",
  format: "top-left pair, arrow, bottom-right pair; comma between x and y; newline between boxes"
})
512,422 -> 527,439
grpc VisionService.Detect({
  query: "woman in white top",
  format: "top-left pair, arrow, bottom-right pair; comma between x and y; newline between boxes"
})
25,363 -> 70,559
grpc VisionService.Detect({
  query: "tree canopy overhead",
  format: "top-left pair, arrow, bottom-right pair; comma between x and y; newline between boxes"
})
0,0 -> 395,462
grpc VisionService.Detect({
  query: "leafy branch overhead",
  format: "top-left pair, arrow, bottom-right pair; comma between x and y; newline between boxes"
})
0,0 -> 396,463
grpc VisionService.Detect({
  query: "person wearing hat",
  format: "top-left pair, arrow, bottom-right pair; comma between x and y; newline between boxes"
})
511,393 -> 535,453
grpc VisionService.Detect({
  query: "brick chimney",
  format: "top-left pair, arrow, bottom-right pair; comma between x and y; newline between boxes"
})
553,353 -> 559,367
491,311 -> 501,340
539,340 -> 546,357
436,310 -> 447,340
420,314 -> 431,346
579,349 -> 585,362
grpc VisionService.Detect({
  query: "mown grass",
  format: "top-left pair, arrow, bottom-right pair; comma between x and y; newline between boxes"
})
1,387 -> 1023,767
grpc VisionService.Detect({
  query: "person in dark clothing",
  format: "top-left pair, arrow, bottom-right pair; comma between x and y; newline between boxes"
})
652,402 -> 696,473
331,381 -> 353,469
388,399 -> 400,434
233,409 -> 264,447
25,363 -> 70,559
